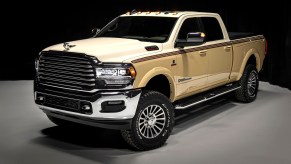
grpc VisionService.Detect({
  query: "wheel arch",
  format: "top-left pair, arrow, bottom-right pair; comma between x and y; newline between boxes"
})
237,48 -> 261,81
134,67 -> 176,101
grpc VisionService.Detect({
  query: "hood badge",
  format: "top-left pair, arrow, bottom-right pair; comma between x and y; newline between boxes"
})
63,42 -> 76,51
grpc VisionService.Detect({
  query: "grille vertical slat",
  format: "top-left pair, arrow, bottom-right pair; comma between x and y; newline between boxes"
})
38,51 -> 96,90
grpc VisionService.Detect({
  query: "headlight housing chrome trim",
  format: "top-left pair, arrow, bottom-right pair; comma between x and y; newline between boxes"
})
94,63 -> 136,87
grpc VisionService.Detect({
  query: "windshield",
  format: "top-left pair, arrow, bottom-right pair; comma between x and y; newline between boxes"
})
96,16 -> 178,43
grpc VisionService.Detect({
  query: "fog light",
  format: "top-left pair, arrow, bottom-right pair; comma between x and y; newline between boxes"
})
101,101 -> 126,113
82,105 -> 91,111
35,94 -> 45,105
37,96 -> 44,101
80,102 -> 92,114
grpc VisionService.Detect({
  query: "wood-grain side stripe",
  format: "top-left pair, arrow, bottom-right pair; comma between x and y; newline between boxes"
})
131,35 -> 264,63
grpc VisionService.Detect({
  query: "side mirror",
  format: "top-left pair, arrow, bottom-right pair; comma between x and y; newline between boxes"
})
175,32 -> 206,48
187,32 -> 205,42
91,28 -> 101,35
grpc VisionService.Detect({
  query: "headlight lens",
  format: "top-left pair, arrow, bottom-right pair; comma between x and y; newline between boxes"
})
96,66 -> 136,85
96,67 -> 135,77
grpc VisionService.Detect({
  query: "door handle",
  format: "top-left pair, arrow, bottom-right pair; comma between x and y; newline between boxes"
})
224,46 -> 231,50
199,50 -> 207,55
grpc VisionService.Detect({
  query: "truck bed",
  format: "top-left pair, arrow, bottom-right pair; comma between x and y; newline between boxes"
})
228,32 -> 254,40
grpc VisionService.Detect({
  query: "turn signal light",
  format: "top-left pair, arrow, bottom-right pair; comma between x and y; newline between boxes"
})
129,67 -> 136,78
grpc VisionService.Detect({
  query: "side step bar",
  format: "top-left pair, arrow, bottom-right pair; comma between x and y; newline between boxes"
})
174,83 -> 241,110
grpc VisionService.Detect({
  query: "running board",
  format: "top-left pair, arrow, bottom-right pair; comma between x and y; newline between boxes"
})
174,83 -> 241,110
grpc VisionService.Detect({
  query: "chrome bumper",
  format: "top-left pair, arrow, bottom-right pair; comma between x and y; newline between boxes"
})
35,90 -> 141,129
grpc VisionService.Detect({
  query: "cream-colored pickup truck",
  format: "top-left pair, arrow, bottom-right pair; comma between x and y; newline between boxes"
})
34,11 -> 266,150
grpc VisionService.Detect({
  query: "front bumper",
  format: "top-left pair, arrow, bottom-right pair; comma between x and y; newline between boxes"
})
34,83 -> 141,130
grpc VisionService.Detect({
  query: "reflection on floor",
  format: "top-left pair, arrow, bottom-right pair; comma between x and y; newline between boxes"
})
0,81 -> 291,164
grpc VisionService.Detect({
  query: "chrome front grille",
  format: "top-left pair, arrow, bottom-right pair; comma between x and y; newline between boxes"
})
38,51 -> 96,91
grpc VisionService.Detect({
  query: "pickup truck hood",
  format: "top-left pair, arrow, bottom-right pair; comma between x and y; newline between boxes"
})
43,37 -> 162,63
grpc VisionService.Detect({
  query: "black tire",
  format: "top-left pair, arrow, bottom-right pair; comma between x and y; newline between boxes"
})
235,64 -> 259,102
47,115 -> 78,127
121,91 -> 174,150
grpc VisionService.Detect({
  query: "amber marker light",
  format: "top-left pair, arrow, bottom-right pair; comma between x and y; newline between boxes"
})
129,67 -> 136,78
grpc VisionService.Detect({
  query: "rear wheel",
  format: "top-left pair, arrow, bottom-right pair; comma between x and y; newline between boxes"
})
121,91 -> 174,150
235,64 -> 259,102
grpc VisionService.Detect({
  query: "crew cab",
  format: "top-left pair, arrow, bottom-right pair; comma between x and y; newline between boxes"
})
34,11 -> 266,150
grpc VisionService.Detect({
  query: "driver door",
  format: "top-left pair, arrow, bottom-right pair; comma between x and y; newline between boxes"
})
175,17 -> 209,98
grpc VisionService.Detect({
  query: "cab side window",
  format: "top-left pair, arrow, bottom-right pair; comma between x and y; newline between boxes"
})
201,17 -> 224,42
177,18 -> 201,40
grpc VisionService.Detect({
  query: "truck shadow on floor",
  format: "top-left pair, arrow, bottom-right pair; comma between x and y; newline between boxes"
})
40,126 -> 130,149
34,94 -> 237,148
31,91 -> 274,162
173,96 -> 236,134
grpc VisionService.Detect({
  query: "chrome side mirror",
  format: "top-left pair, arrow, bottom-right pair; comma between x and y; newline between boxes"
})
175,32 -> 206,48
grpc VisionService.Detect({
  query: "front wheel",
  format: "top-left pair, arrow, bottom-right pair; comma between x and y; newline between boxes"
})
121,91 -> 174,150
235,64 -> 259,102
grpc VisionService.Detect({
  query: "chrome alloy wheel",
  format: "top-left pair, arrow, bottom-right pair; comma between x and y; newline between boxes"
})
138,105 -> 166,139
247,71 -> 258,97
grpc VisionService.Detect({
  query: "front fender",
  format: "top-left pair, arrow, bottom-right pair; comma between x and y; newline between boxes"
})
134,67 -> 176,101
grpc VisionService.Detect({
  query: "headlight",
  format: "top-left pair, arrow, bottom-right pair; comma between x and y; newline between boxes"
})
96,66 -> 136,85
96,67 -> 136,77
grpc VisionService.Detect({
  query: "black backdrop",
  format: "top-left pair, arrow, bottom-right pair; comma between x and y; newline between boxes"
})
2,0 -> 291,89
